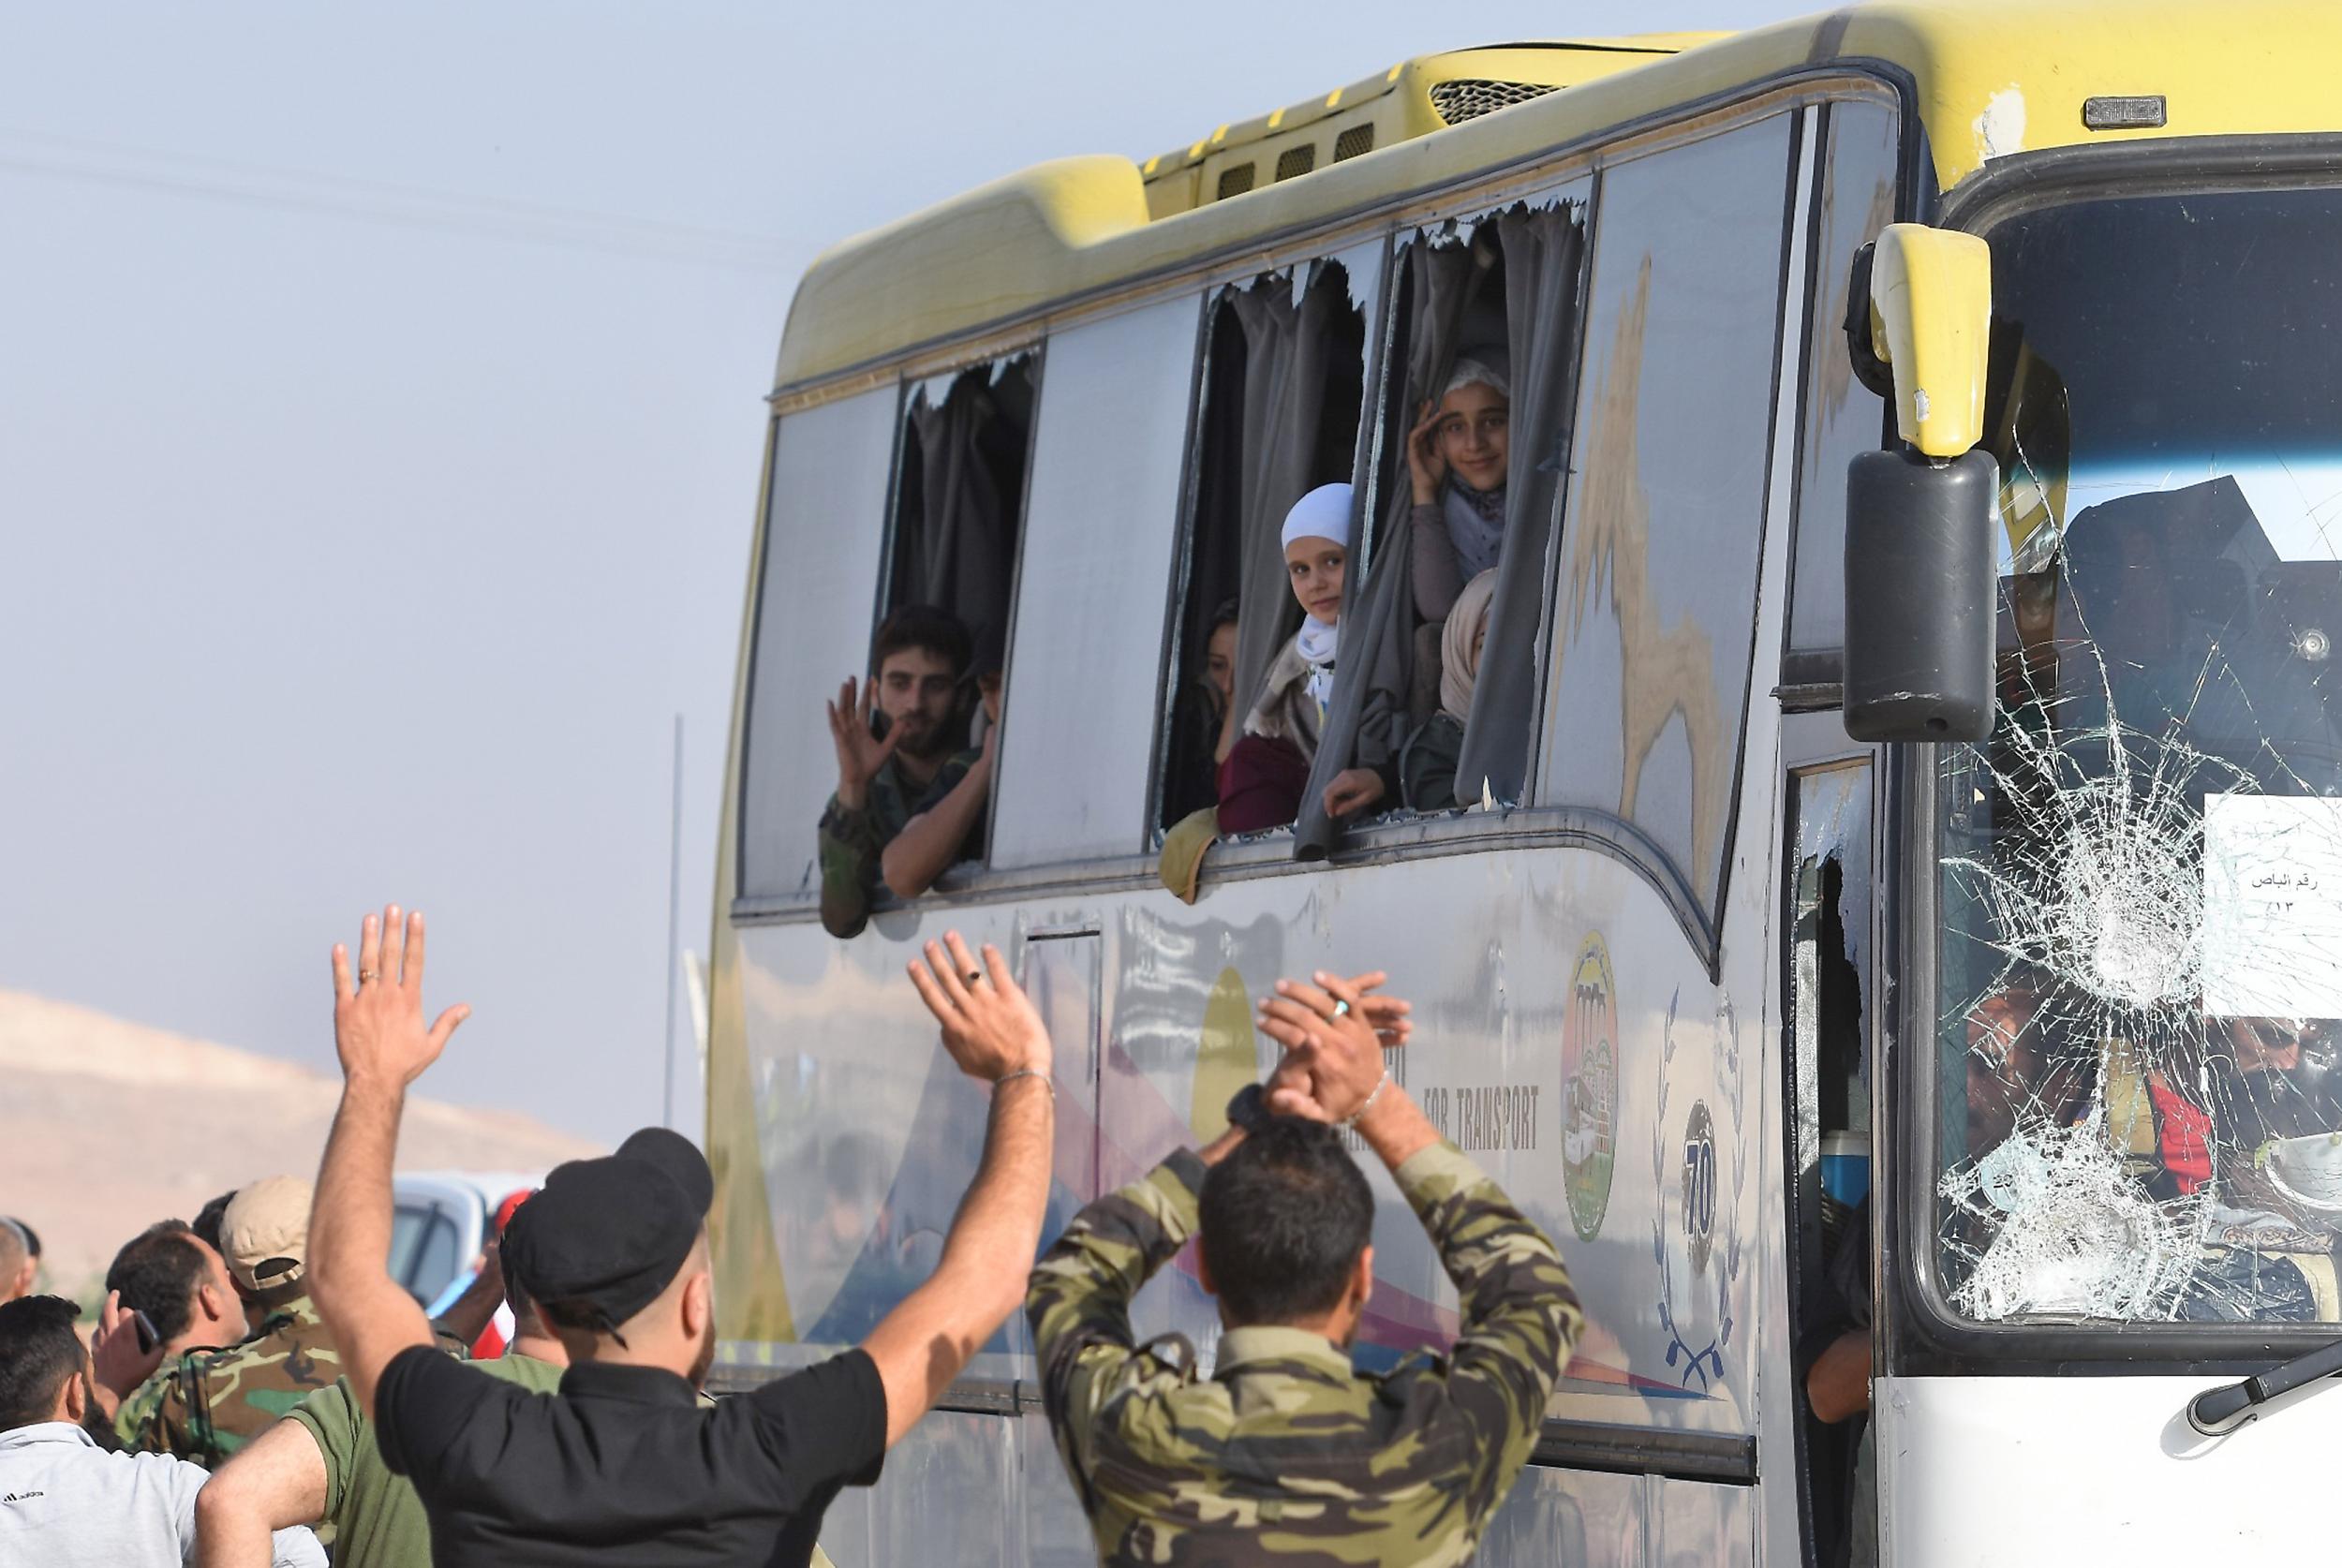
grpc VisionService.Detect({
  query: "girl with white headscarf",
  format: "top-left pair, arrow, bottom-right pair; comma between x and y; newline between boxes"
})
1405,349 -> 1511,621
1215,482 -> 1353,835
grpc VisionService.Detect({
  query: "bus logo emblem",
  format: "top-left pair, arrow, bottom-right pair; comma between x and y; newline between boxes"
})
1562,933 -> 1619,1242
1682,1100 -> 1717,1276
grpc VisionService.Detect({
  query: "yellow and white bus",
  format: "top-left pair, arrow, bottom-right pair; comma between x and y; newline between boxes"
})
708,3 -> 2342,1560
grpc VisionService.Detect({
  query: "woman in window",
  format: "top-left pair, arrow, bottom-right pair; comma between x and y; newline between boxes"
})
1407,350 -> 1512,622
1217,484 -> 1353,834
1162,599 -> 1241,825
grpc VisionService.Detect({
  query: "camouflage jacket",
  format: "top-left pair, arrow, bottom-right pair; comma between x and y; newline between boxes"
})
817,748 -> 978,939
1027,1140 -> 1583,1568
119,1295 -> 341,1468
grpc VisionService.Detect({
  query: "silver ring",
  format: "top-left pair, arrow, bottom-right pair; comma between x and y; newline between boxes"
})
1330,998 -> 1350,1018
966,970 -> 984,985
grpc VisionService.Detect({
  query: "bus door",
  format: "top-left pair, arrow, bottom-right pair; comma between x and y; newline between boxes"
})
1779,718 -> 1880,1567
1015,926 -> 1107,1565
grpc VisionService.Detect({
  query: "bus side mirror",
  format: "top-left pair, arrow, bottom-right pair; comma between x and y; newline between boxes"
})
1842,224 -> 1997,744
1844,449 -> 1997,742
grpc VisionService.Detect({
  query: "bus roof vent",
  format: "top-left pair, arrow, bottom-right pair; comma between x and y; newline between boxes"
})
1140,37 -> 1727,218
1428,78 -> 1562,126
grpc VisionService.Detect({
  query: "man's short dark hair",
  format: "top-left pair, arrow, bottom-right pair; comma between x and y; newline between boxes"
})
106,1220 -> 208,1344
0,1295 -> 86,1431
1198,1117 -> 1374,1325
192,1190 -> 238,1256
872,604 -> 971,680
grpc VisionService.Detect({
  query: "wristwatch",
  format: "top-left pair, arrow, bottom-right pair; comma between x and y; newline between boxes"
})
1224,1082 -> 1268,1133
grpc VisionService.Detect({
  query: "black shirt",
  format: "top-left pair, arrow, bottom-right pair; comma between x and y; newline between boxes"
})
375,1344 -> 886,1567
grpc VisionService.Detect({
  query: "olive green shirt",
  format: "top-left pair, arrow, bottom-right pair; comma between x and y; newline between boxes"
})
288,1354 -> 566,1568
1028,1139 -> 1583,1567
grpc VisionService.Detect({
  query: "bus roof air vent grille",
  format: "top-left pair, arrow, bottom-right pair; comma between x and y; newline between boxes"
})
1332,124 -> 1375,162
1216,163 -> 1257,200
1428,78 -> 1562,126
1274,144 -> 1318,181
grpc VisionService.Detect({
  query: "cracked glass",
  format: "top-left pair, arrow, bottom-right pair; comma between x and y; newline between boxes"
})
1935,185 -> 2342,1324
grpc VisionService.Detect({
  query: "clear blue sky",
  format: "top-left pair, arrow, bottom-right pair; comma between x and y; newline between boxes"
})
0,0 -> 1806,1146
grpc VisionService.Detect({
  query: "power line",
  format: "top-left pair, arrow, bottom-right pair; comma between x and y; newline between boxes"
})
0,125 -> 793,274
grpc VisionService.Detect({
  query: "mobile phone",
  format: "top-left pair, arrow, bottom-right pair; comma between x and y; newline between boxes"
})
131,1309 -> 159,1355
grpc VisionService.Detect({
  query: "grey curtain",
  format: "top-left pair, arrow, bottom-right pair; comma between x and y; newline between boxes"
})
1225,274 -> 1343,713
1295,237 -> 1483,859
1453,203 -> 1589,805
901,358 -> 1031,645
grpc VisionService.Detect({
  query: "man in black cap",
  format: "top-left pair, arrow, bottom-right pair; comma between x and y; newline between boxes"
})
305,905 -> 1056,1567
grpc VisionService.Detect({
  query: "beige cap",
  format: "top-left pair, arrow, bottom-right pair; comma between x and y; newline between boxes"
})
221,1175 -> 312,1294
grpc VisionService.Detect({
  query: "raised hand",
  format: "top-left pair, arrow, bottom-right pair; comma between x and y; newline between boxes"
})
827,675 -> 902,809
331,906 -> 470,1090
1257,969 -> 1407,1124
1406,397 -> 1448,505
90,1288 -> 164,1399
907,931 -> 1052,1085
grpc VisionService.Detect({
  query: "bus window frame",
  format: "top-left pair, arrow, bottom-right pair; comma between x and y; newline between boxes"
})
728,75 -> 1917,930
1776,97 -> 1916,703
1884,136 -> 2342,1379
891,344 -> 1049,898
1141,244 -> 1393,851
1317,110 -> 1813,975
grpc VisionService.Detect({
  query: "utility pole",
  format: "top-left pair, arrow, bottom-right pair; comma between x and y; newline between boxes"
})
662,713 -> 685,1130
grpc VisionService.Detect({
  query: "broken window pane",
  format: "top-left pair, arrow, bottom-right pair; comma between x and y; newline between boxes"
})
1936,185 -> 2342,1325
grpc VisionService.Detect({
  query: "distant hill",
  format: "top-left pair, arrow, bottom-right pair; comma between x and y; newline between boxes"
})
0,990 -> 601,1296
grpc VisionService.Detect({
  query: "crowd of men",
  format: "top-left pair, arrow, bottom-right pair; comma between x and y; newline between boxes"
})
0,904 -> 1586,1566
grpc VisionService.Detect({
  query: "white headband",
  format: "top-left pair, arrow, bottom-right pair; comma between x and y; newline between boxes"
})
1279,482 -> 1355,552
1443,353 -> 1510,402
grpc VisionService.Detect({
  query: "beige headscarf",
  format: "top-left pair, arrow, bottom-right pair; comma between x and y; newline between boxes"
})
1439,569 -> 1500,722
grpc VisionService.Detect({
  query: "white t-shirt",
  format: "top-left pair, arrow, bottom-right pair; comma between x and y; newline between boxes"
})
0,1421 -> 323,1567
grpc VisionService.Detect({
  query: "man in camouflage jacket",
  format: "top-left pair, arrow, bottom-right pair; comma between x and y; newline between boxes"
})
1029,969 -> 1583,1567
116,1293 -> 341,1466
118,1176 -> 340,1466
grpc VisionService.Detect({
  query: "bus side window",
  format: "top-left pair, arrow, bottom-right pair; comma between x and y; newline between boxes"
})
887,357 -> 1036,695
1784,101 -> 1900,683
857,357 -> 1036,900
1299,187 -> 1590,838
985,294 -> 1199,869
1157,260 -> 1369,837
1535,113 -> 1800,933
738,388 -> 900,901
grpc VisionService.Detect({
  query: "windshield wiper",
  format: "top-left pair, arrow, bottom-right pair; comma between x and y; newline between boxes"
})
2187,1336 -> 2342,1435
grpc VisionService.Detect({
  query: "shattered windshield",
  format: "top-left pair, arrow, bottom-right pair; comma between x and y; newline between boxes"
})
1935,185 -> 2342,1324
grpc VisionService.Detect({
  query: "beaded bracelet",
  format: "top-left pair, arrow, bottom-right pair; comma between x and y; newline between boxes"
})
1339,1068 -> 1391,1131
994,1068 -> 1055,1101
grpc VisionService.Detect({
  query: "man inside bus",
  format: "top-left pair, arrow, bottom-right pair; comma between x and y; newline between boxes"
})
1028,968 -> 1583,1566
307,906 -> 1058,1568
881,624 -> 1004,900
819,603 -> 974,939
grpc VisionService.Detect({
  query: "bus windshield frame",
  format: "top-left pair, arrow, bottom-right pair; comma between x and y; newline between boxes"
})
1897,141 -> 2342,1373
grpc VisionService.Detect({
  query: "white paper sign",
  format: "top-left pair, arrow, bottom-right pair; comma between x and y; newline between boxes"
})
2201,792 -> 2342,1018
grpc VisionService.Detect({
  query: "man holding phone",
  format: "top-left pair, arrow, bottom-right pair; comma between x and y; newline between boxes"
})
98,1221 -> 249,1445
818,603 -> 977,939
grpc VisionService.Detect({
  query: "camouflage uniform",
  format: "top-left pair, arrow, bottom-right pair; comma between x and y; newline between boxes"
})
119,1295 -> 341,1468
817,748 -> 978,938
1028,1139 -> 1582,1567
